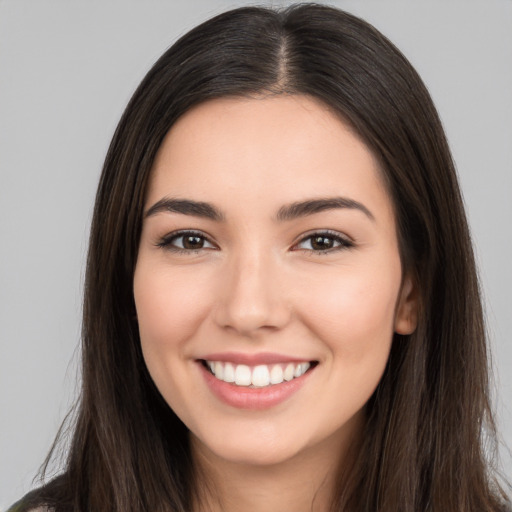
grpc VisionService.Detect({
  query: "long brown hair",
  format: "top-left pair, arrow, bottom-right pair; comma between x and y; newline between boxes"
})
14,4 -> 510,512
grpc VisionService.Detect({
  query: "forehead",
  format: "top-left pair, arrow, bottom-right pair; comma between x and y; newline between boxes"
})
146,95 -> 391,220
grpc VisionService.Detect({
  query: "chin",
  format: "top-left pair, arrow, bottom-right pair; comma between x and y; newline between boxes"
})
191,422 -> 312,468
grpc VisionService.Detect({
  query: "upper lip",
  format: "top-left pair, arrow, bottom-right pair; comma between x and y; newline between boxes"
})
198,352 -> 315,365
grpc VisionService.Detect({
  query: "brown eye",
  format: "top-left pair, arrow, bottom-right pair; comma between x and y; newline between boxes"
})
183,234 -> 205,249
311,235 -> 335,250
294,231 -> 353,253
158,231 -> 217,252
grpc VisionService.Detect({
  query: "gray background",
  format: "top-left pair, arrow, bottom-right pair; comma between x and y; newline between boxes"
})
1,0 -> 511,508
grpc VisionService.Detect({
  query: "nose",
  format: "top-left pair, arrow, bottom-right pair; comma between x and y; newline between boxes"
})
213,250 -> 291,336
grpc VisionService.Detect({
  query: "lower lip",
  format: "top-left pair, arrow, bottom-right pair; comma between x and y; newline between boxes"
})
198,362 -> 314,410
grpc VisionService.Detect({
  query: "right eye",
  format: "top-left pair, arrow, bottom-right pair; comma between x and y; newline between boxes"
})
157,231 -> 217,253
291,230 -> 354,255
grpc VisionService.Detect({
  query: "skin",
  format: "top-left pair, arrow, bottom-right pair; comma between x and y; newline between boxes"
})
134,95 -> 417,512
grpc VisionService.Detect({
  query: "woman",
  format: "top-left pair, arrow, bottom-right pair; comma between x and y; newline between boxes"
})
11,4 -> 510,512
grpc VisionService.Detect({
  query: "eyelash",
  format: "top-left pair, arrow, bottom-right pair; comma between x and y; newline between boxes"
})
292,230 -> 354,254
156,229 -> 354,255
156,230 -> 217,254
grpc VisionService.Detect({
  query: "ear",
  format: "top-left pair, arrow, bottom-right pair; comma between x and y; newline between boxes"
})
394,274 -> 418,335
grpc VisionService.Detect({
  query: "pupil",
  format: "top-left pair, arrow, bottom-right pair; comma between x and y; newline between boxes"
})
183,235 -> 203,249
312,236 -> 333,250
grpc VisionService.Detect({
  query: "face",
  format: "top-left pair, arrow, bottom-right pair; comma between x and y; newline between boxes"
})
134,95 -> 417,468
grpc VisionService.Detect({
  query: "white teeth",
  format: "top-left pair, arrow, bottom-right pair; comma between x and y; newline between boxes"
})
223,362 -> 235,383
294,362 -> 310,377
206,360 -> 312,387
283,363 -> 295,381
234,364 -> 252,386
269,365 -> 284,384
214,361 -> 224,380
251,365 -> 270,387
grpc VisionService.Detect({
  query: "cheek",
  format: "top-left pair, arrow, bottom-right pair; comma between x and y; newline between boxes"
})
133,263 -> 218,422
299,264 -> 400,362
133,264 -> 213,361
296,265 -> 400,432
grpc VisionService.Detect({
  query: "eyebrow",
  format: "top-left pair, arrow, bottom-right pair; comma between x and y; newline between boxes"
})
275,197 -> 375,222
145,198 -> 225,221
144,196 -> 374,223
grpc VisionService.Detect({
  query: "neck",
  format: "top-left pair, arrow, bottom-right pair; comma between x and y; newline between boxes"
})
190,424 -> 361,512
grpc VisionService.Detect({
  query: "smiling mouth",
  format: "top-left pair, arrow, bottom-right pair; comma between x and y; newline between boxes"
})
200,360 -> 317,388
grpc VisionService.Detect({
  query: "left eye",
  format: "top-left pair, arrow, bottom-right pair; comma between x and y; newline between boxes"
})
158,231 -> 216,251
294,232 -> 352,252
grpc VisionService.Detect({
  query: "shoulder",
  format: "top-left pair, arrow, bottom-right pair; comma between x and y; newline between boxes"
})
7,506 -> 51,512
7,473 -> 68,512
7,505 -> 52,512
7,496 -> 53,512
